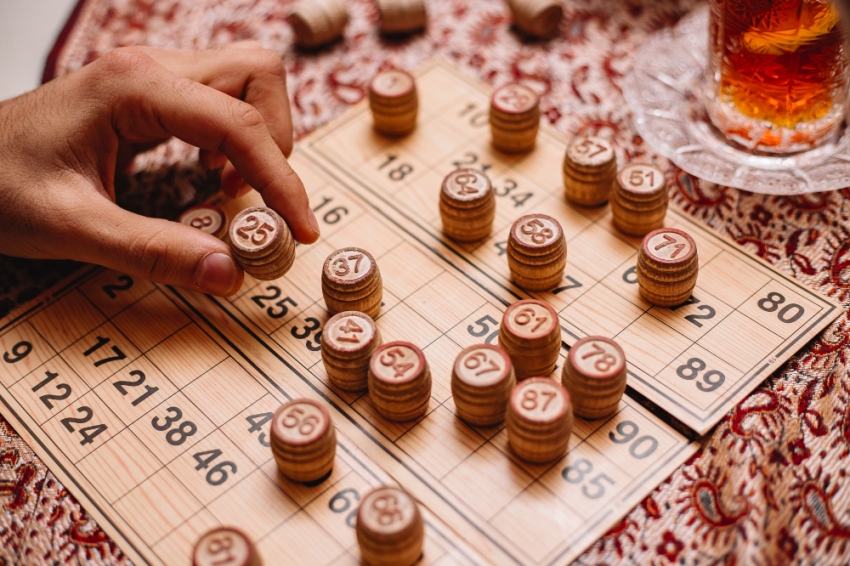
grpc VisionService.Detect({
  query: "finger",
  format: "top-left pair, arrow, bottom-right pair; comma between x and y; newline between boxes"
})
95,49 -> 319,243
71,197 -> 244,296
199,148 -> 228,170
134,44 -> 294,157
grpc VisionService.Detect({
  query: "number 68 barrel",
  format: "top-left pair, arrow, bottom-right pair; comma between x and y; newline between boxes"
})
507,214 -> 567,291
270,398 -> 336,483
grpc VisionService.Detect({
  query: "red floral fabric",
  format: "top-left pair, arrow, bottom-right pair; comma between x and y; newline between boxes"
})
2,0 -> 850,563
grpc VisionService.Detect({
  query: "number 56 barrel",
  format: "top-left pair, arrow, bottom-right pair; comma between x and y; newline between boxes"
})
270,398 -> 336,483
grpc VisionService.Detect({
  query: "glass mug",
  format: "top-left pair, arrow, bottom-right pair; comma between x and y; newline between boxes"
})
705,0 -> 850,154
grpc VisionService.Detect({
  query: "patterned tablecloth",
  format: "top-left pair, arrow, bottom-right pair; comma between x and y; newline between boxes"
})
2,0 -> 850,563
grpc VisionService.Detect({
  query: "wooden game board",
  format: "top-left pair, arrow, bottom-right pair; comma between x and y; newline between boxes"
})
0,60 -> 837,566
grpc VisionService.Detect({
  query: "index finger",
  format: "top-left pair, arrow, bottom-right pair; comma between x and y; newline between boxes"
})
94,49 -> 320,244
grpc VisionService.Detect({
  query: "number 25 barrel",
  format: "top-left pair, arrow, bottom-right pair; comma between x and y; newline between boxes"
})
229,206 -> 296,281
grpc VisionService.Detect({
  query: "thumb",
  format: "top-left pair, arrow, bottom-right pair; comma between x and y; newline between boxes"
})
73,199 -> 244,296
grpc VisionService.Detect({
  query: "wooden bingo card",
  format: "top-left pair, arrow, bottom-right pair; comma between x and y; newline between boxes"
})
304,60 -> 840,435
0,60 -> 838,566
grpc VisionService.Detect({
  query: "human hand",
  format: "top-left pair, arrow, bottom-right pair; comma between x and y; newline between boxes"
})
0,43 -> 320,297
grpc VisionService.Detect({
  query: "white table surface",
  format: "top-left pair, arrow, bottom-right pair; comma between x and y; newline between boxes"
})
0,0 -> 79,102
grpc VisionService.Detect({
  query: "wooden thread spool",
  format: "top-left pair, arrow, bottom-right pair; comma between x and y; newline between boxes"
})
356,486 -> 424,566
180,204 -> 228,240
321,311 -> 382,392
377,0 -> 427,34
561,336 -> 627,419
506,377 -> 573,463
290,0 -> 348,48
368,341 -> 432,422
270,398 -> 336,483
322,247 -> 383,318
193,526 -> 262,566
637,228 -> 698,307
490,84 -> 540,154
507,213 -> 567,291
498,299 -> 561,381
451,344 -> 516,426
563,136 -> 617,207
506,0 -> 564,38
229,206 -> 296,281
611,164 -> 668,237
369,69 -> 418,136
439,168 -> 496,242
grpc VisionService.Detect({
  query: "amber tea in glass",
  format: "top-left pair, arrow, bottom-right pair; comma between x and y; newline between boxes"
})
706,0 -> 849,154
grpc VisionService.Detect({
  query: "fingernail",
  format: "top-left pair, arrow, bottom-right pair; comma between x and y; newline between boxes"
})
308,209 -> 321,238
196,253 -> 239,296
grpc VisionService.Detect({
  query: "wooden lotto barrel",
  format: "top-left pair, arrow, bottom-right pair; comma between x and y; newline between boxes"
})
637,228 -> 699,307
611,164 -> 668,237
439,168 -> 496,242
507,377 -> 573,463
507,213 -> 567,291
322,247 -> 383,318
561,336 -> 627,419
498,299 -> 561,380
